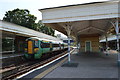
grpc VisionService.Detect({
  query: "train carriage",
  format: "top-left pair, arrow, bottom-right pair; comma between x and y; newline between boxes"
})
24,37 -> 67,59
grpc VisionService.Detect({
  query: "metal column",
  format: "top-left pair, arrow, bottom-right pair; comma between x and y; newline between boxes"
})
68,37 -> 71,62
76,35 -> 80,54
115,18 -> 120,66
63,23 -> 72,63
77,42 -> 79,53
105,35 -> 108,49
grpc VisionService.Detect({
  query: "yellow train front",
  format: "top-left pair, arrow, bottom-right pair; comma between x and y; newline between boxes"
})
24,37 -> 67,59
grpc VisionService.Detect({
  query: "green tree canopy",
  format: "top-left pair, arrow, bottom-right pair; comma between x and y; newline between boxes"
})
3,8 -> 37,29
3,8 -> 55,36
37,20 -> 55,36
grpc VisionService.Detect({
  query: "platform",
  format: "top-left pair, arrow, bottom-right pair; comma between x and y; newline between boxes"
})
17,49 -> 119,80
41,50 -> 118,80
0,53 -> 24,60
1,53 -> 25,68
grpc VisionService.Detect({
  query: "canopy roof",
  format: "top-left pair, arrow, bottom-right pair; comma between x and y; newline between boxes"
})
39,0 -> 120,41
0,20 -> 62,41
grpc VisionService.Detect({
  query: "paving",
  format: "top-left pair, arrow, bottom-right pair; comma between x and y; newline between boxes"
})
1,53 -> 25,68
1,53 -> 24,59
43,50 -> 119,79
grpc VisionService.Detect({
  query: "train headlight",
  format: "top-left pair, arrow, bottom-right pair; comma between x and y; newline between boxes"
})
25,48 -> 27,52
34,48 -> 39,52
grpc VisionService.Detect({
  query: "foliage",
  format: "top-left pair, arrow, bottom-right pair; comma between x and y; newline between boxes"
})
3,8 -> 37,29
3,8 -> 55,36
36,20 -> 55,36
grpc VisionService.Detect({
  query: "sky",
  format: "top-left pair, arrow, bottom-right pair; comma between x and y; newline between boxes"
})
0,0 -> 109,38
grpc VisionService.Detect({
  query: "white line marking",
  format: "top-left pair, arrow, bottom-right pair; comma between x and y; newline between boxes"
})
16,49 -> 74,79
0,54 -> 24,59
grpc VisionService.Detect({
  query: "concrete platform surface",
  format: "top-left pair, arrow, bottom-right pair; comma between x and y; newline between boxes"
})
43,50 -> 118,79
0,53 -> 24,59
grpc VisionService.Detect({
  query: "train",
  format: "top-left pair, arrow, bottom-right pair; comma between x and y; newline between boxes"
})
24,37 -> 68,59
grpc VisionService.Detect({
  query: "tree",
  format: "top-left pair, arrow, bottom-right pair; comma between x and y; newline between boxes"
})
37,20 -> 55,36
3,8 -> 37,29
3,8 -> 55,36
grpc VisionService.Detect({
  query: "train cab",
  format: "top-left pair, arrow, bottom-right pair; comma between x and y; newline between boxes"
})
24,38 -> 39,59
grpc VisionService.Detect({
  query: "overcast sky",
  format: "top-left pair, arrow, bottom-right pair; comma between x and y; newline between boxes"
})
0,0 -> 109,37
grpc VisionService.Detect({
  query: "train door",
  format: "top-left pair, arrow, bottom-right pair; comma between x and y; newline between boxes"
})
50,42 -> 53,51
59,43 -> 61,49
34,40 -> 39,53
28,40 -> 33,54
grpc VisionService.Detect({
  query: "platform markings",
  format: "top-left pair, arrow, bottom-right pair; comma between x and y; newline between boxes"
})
16,49 -> 75,80
0,54 -> 24,59
32,57 -> 67,80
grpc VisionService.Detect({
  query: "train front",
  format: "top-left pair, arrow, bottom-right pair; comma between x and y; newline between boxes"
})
24,38 -> 41,59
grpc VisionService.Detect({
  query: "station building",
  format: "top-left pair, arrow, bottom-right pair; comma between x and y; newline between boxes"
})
80,34 -> 99,52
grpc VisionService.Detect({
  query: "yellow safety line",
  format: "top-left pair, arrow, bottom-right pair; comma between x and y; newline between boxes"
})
32,57 -> 67,80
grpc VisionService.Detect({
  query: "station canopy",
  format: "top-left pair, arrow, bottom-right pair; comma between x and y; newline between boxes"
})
0,20 -> 62,42
39,0 -> 120,41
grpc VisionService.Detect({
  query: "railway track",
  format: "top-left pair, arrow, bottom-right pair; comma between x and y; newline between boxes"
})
1,55 -> 27,69
1,48 -> 72,80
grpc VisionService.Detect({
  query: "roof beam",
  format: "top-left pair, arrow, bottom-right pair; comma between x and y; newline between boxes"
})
77,26 -> 105,34
91,26 -> 105,32
77,26 -> 91,34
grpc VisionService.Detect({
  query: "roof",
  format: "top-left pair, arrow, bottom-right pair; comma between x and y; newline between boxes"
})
100,35 -> 120,42
39,0 -> 119,11
28,37 -> 64,44
39,0 -> 119,41
0,20 -> 62,42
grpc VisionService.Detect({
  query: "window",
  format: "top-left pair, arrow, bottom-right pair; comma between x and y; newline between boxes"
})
25,41 -> 28,48
61,44 -> 64,47
41,42 -> 50,48
53,44 -> 60,47
2,37 -> 14,51
34,40 -> 39,48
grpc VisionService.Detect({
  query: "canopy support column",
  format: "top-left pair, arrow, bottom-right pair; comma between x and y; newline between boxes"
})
68,36 -> 71,62
76,35 -> 80,53
105,34 -> 108,50
115,19 -> 119,51
63,23 -> 73,63
111,18 -> 120,66
115,18 -> 120,67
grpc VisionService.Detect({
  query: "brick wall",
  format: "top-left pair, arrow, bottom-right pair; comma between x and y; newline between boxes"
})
79,35 -> 99,52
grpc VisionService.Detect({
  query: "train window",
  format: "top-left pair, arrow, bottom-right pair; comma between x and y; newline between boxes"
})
25,41 -> 28,48
61,44 -> 64,47
34,40 -> 39,48
53,44 -> 60,47
41,42 -> 50,48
